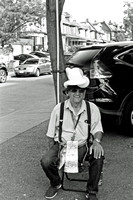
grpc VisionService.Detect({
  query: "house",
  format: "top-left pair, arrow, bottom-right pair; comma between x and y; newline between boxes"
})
101,21 -> 111,42
11,12 -> 127,55
80,19 -> 97,45
61,12 -> 87,52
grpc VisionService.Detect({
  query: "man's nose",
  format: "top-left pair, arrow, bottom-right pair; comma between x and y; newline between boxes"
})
75,90 -> 80,94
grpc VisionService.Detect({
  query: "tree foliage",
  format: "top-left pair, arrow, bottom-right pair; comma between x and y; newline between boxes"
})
0,0 -> 46,46
123,1 -> 133,39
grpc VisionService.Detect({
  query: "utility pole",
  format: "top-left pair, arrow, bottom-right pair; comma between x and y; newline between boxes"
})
56,0 -> 60,104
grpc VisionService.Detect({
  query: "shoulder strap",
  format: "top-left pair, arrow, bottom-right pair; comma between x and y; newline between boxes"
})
59,102 -> 64,142
85,101 -> 91,145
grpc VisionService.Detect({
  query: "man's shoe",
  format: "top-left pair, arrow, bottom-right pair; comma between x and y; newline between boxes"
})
85,193 -> 98,200
45,184 -> 62,199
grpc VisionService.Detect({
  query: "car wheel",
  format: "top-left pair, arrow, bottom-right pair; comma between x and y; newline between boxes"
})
35,69 -> 40,77
0,69 -> 7,83
48,70 -> 52,75
122,99 -> 133,136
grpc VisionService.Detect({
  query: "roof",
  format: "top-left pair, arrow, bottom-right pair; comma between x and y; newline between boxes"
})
80,41 -> 133,49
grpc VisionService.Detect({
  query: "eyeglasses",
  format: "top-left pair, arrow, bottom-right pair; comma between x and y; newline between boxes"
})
70,88 -> 85,93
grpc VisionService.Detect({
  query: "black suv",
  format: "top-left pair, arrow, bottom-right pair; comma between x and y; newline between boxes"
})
66,41 -> 133,136
0,63 -> 8,83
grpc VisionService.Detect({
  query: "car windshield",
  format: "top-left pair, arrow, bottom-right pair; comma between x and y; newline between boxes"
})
24,59 -> 38,64
30,51 -> 49,57
67,48 -> 101,66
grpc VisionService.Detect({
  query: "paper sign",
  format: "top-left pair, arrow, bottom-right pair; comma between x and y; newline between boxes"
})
64,141 -> 78,173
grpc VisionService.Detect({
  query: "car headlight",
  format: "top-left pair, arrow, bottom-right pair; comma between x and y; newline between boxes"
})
15,67 -> 19,70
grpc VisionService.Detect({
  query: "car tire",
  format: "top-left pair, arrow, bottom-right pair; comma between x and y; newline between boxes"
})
35,69 -> 40,77
0,69 -> 7,83
122,99 -> 133,137
48,70 -> 52,75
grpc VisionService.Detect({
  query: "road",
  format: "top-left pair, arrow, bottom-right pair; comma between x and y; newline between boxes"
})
0,74 -> 56,144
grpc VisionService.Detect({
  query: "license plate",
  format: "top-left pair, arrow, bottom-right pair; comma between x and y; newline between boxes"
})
19,70 -> 24,73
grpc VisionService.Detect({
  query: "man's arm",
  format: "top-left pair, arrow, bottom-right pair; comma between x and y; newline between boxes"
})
46,136 -> 55,150
90,131 -> 104,159
93,131 -> 103,143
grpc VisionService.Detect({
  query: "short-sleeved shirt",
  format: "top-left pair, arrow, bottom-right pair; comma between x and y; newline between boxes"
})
46,99 -> 103,146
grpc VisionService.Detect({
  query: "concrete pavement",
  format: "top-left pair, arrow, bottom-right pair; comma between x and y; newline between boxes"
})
0,101 -> 54,144
0,120 -> 133,200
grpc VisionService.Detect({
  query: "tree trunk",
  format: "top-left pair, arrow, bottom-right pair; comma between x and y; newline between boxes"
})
2,40 -> 5,47
46,0 -> 67,103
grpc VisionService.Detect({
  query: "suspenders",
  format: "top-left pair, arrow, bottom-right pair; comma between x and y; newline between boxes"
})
58,101 -> 91,144
59,101 -> 65,143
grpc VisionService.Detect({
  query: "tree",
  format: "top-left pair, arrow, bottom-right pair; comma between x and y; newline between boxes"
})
123,1 -> 133,40
0,0 -> 46,47
46,0 -> 67,103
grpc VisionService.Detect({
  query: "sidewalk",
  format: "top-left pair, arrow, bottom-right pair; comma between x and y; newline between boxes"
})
0,121 -> 133,200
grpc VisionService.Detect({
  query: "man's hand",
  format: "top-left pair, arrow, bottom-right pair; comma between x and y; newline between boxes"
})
47,137 -> 54,150
90,140 -> 104,159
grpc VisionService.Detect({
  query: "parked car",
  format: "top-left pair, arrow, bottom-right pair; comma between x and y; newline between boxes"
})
30,51 -> 50,60
0,63 -> 8,83
64,52 -> 73,62
14,57 -> 51,77
66,41 -> 133,136
14,53 -> 38,64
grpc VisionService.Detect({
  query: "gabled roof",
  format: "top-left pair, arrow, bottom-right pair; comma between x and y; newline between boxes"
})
80,19 -> 96,32
101,21 -> 111,32
92,22 -> 104,34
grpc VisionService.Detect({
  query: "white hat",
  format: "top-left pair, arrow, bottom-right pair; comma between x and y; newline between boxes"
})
64,67 -> 90,88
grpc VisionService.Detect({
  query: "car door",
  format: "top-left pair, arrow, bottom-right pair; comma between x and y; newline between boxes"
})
113,48 -> 133,91
38,59 -> 44,74
41,58 -> 51,73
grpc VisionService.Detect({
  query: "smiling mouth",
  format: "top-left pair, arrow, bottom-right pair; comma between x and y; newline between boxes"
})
74,95 -> 82,99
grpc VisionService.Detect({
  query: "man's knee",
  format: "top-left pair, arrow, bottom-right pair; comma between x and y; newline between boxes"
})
40,155 -> 51,169
93,156 -> 104,170
89,155 -> 104,166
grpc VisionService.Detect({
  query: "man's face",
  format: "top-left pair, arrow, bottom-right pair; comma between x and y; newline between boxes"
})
67,87 -> 86,104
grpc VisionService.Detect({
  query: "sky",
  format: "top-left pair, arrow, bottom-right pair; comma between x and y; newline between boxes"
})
63,0 -> 128,23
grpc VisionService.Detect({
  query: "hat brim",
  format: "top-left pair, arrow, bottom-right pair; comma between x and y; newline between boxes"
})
64,76 -> 89,88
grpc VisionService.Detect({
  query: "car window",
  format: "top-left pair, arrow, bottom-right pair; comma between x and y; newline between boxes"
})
39,59 -> 44,64
19,55 -> 24,59
116,49 -> 133,65
68,48 -> 101,66
90,60 -> 112,79
23,55 -> 28,59
120,53 -> 133,65
30,51 -> 48,58
30,52 -> 35,55
40,58 -> 45,63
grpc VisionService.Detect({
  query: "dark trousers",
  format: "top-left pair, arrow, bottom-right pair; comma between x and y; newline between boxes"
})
40,142 -> 104,194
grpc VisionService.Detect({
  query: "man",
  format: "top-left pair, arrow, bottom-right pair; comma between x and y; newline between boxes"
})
41,67 -> 104,200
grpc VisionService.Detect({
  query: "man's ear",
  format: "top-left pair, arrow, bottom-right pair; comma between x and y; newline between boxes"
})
66,92 -> 69,97
65,91 -> 69,96
83,90 -> 86,98
63,89 -> 68,96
